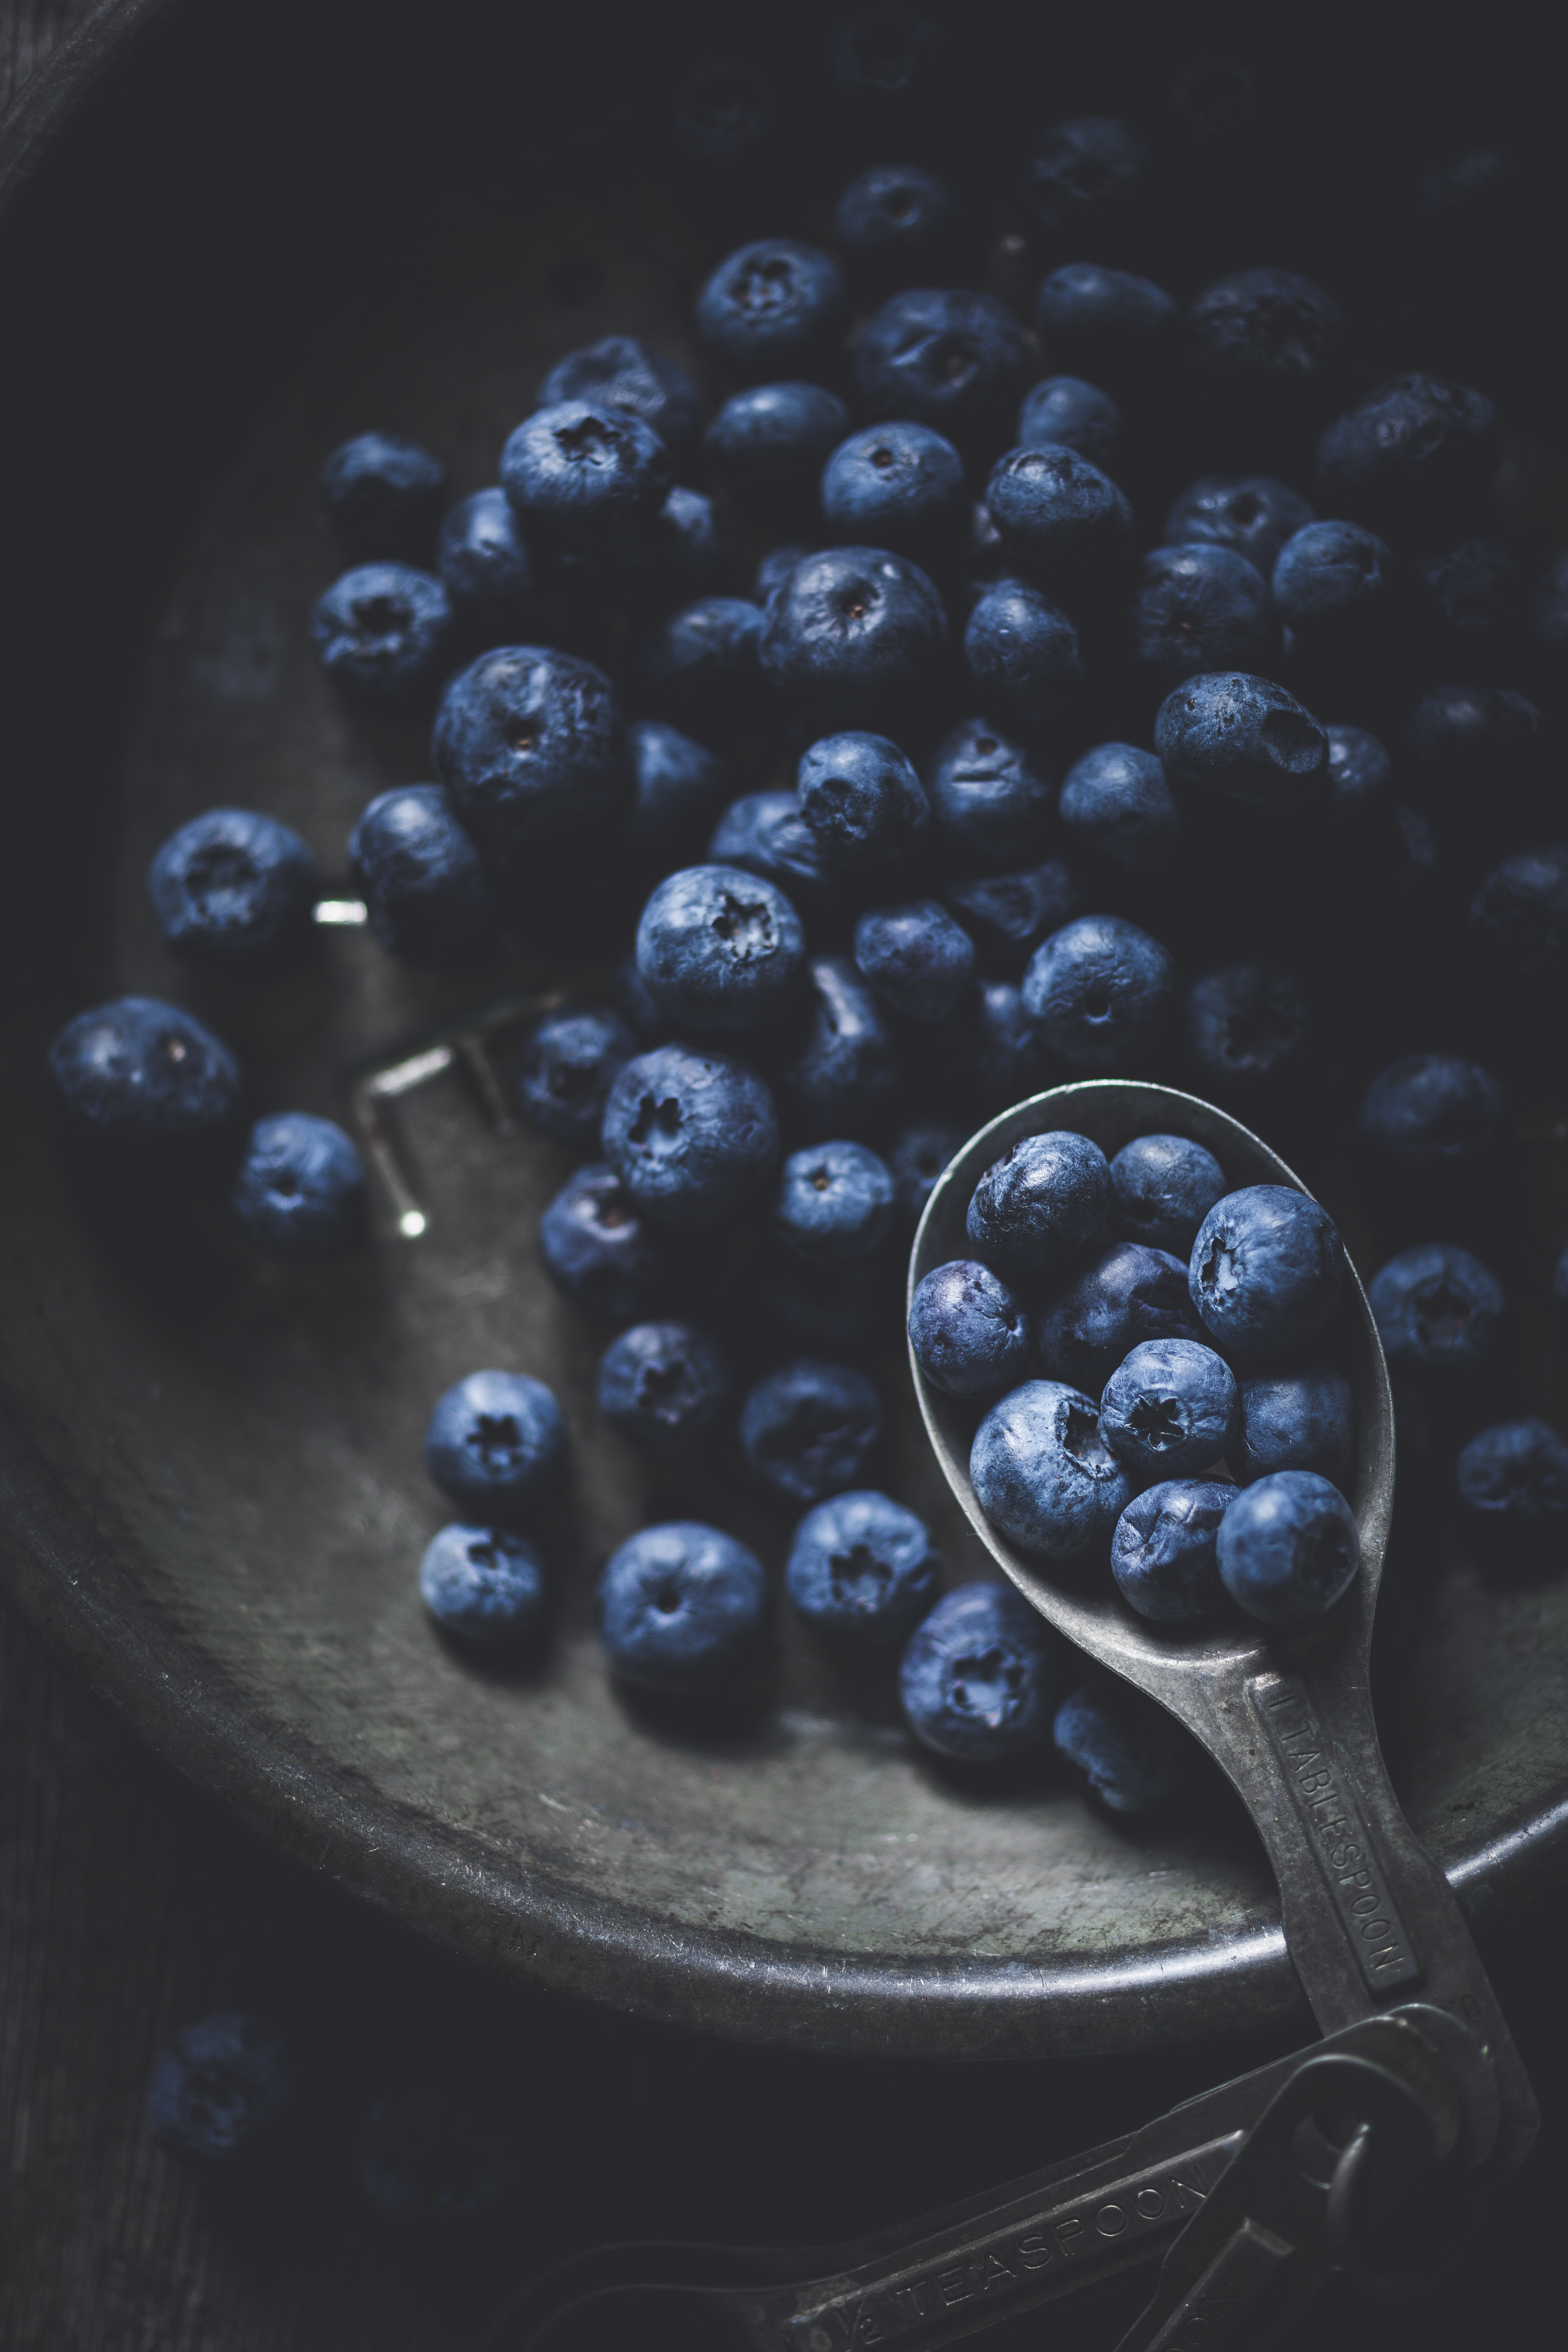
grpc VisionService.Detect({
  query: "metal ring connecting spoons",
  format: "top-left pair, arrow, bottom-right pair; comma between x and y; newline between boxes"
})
910,1080 -> 1538,2178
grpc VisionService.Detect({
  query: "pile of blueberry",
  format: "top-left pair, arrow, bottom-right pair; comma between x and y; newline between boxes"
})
43,20 -> 1568,1812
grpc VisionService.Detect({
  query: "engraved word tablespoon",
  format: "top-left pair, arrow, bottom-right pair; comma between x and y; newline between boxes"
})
910,1079 -> 1538,2176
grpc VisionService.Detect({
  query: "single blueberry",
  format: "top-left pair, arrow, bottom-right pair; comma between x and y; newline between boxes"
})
1163,475 -> 1315,575
1109,1134 -> 1226,1258
760,548 -> 948,733
1054,1681 -> 1176,1812
964,577 -> 1083,735
232,1112 -> 366,1260
899,1582 -> 1057,1761
708,791 -> 839,923
1132,545 -> 1273,687
1058,744 -> 1181,869
321,432 -> 445,560
500,400 -> 672,561
1402,685 -> 1542,808
966,1129 -> 1109,1283
1189,1186 -> 1343,1360
537,1163 -> 662,1321
1169,53 -> 1257,143
1469,844 -> 1568,994
964,979 -> 1056,1113
1316,375 -> 1499,543
148,808 -> 318,985
1456,1420 -> 1568,1563
706,382 -> 851,519
834,162 -> 958,289
696,240 -> 847,382
1324,726 -> 1394,829
1016,376 -> 1122,467
854,900 -> 975,1021
419,1524 -> 548,1645
1034,1241 -> 1203,1394
796,729 -> 930,869
781,957 -> 902,1133
1272,519 -> 1396,652
349,785 -> 503,976
889,1119 -> 965,1228
854,288 -> 1029,458
1234,1368 -> 1353,1484
1035,263 -> 1175,389
537,336 -> 704,478
312,562 -> 452,711
923,718 -> 1054,866
516,1008 -> 636,1149
602,1045 -> 779,1227
1111,1480 -> 1234,1622
437,489 -> 537,633
1184,966 -> 1310,1094
622,488 -> 740,617
672,54 -> 772,169
739,1358 -> 882,1504
1100,1336 -> 1237,1479
1025,117 -> 1149,237
1216,1470 -> 1359,1624
787,1488 -> 939,1650
984,444 -> 1133,596
597,1320 -> 731,1455
1022,915 -> 1175,1071
147,2013 -> 300,2165
48,995 -> 243,1156
1354,1055 -> 1505,1175
1369,1244 -> 1504,1387
359,2088 -> 520,2221
774,1138 -> 894,1263
1187,269 -> 1343,392
971,1378 -> 1135,1559
820,421 -> 968,569
432,646 -> 628,856
425,1370 -> 567,1522
628,597 -> 768,747
943,860 -> 1078,976
627,720 -> 731,862
908,1258 -> 1033,1399
828,10 -> 942,113
635,864 -> 806,1034
1416,537 -> 1518,646
1153,672 -> 1327,810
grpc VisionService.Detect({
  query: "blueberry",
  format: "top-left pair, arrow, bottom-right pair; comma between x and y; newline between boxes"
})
971,1378 -> 1135,1559
437,488 -> 537,634
834,162 -> 958,290
537,335 -> 704,479
672,54 -> 772,169
908,1258 -> 1033,1399
1233,1368 -> 1353,1484
425,1370 -> 567,1522
627,721 -> 731,862
820,421 -> 968,569
1110,1480 -> 1233,1622
1369,1243 -> 1504,1388
1022,915 -> 1175,1071
781,956 -> 902,1132
1532,548 -> 1568,675
602,1045 -> 779,1227
516,1008 -> 636,1148
796,729 -> 930,869
1025,117 -> 1149,238
1167,54 -> 1256,143
706,382 -> 851,521
708,791 -> 839,923
1109,1134 -> 1226,1258
312,562 -> 452,711
1058,744 -> 1181,869
827,9 -> 942,115
1053,1680 -> 1176,1812
419,1524 -> 548,1645
899,1582 -> 1057,1762
1153,673 -> 1327,810
1216,1469 -> 1359,1624
1417,537 -> 1519,652
774,1138 -> 894,1263
696,240 -> 847,383
964,978 -> 1056,1113
320,432 -> 445,560
739,1358 -> 882,1503
1100,1334 -> 1237,1481
1469,844 -> 1568,996
1402,685 -> 1542,807
623,488 -> 740,617
1184,965 -> 1310,1096
787,1488 -> 939,1650
854,900 -> 975,1021
1324,725 -> 1394,829
359,2089 -> 519,2221
148,808 -> 319,984
1016,376 -> 1122,468
232,1112 -> 366,1260
1354,1054 -> 1505,1179
597,1320 -> 731,1455
1187,269 -> 1344,397
1316,375 -> 1499,543
628,597 -> 768,748
1189,1186 -> 1343,1360
923,718 -> 1054,866
760,548 -> 947,733
537,1163 -> 662,1320
147,2013 -> 300,2165
432,646 -> 628,855
1132,545 -> 1273,688
1163,475 -> 1314,575
854,288 -> 1029,459
48,995 -> 242,1161
966,1129 -> 1109,1283
1035,1241 -> 1203,1394
984,445 -> 1133,597
964,577 -> 1083,735
636,864 -> 806,1034
1272,519 -> 1396,657
500,400 -> 672,561
943,860 -> 1078,976
889,1119 -> 964,1228
1456,1419 -> 1568,1567
349,785 -> 503,976
1034,263 -> 1175,390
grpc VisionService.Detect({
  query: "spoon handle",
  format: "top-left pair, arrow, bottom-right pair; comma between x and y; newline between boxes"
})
1191,1647 -> 1539,2173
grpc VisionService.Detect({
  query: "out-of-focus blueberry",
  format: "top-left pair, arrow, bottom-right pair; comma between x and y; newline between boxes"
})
696,240 -> 847,382
1370,1243 -> 1504,1387
1217,1470 -> 1359,1624
321,433 -> 445,560
419,1525 -> 548,1646
149,808 -> 318,984
971,1378 -> 1134,1558
854,899 -> 974,1020
602,1044 -> 779,1226
636,863 -> 806,1034
1022,915 -> 1175,1071
1316,375 -> 1499,543
943,860 -> 1078,976
1163,476 -> 1314,575
1456,1419 -> 1568,1567
1189,1186 -> 1342,1360
1184,966 -> 1310,1095
432,646 -> 628,855
628,597 -> 768,748
899,1582 -> 1058,1761
425,1370 -> 567,1522
1111,1481 -> 1233,1621
1469,844 -> 1568,996
1272,519 -> 1396,652
889,1119 -> 964,1228
537,335 -> 704,478
232,1113 -> 366,1260
964,577 -> 1083,734
597,1320 -> 731,1455
1234,1368 -> 1353,1484
924,718 -> 1055,866
1402,684 -> 1542,808
516,1008 -> 636,1149
821,421 -> 968,569
627,721 -> 731,862
1532,548 -> 1568,674
1133,544 -> 1272,686
1354,1054 -> 1505,1178
796,729 -> 930,869
964,978 -> 1056,1112
787,1488 -> 939,1650
147,2013 -> 300,2165
966,1129 -> 1109,1283
1154,672 -> 1327,810
774,1139 -> 894,1263
1025,116 -> 1149,237
706,382 -> 850,519
359,2089 -> 519,2221
835,162 -> 958,290
708,791 -> 839,923
1109,1134 -> 1226,1258
739,1358 -> 882,1503
350,785 -> 502,977
1187,269 -> 1343,396
1016,376 -> 1121,467
781,957 -> 902,1133
1035,263 -> 1175,389
855,288 -> 1029,458
48,996 -> 242,1163
1417,537 -> 1518,648
1054,1680 -> 1176,1811
1325,725 -> 1394,828
1036,1241 -> 1203,1394
437,488 -> 536,633
908,1258 -> 1033,1398
1101,1336 -> 1236,1479
313,562 -> 452,711
537,1163 -> 662,1321
985,444 -> 1133,595
761,548 -> 947,732
501,401 -> 671,561
1058,744 -> 1180,869
671,54 -> 772,169
622,488 -> 739,616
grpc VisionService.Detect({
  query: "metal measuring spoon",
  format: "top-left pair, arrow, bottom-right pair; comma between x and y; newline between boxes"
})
910,1079 -> 1537,2172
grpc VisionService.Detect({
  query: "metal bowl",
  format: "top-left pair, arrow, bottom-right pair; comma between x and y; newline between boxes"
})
2,0 -> 1566,2062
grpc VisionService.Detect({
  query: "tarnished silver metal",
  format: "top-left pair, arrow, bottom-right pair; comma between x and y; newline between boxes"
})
910,1081 -> 1539,2171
